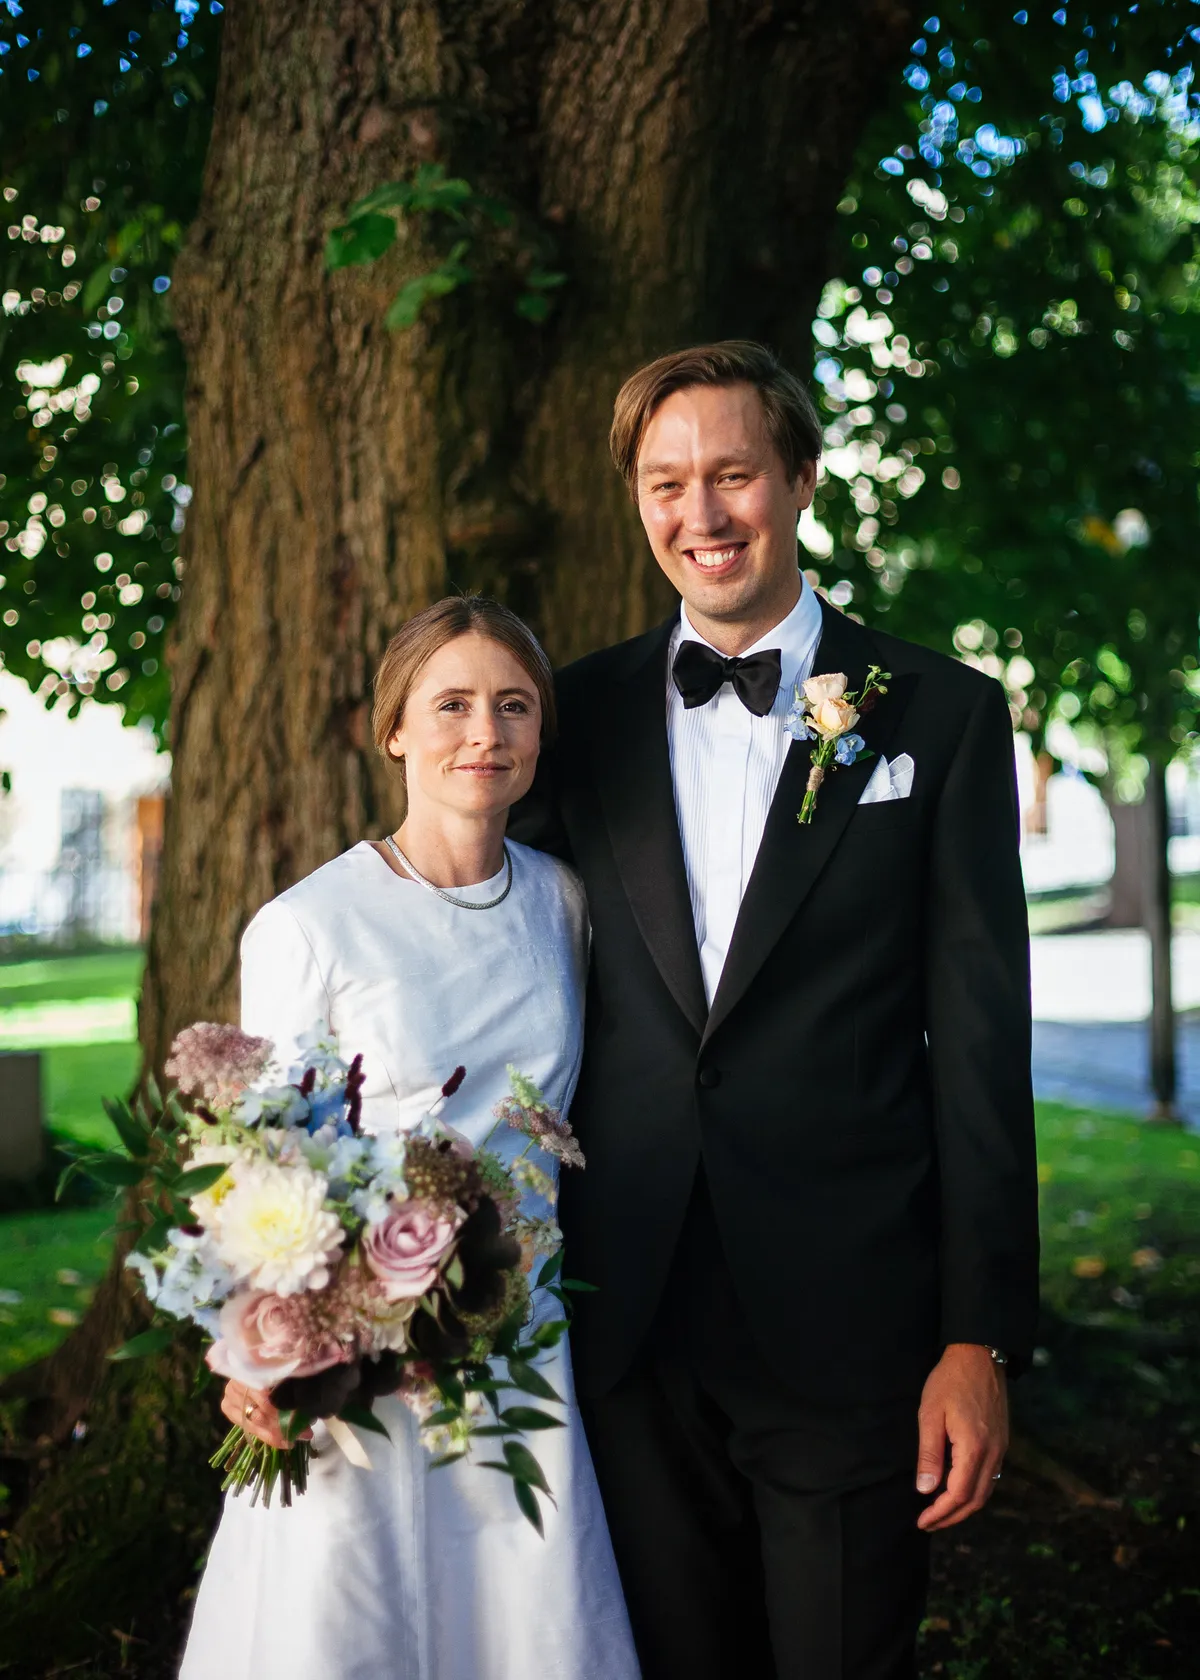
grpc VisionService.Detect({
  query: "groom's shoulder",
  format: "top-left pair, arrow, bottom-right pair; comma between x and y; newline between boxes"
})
553,620 -> 671,706
866,622 -> 1003,709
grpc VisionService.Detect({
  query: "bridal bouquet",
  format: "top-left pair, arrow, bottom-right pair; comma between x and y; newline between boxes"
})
62,1024 -> 586,1529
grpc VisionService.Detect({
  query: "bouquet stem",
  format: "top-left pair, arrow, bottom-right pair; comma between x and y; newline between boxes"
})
211,1424 -> 311,1508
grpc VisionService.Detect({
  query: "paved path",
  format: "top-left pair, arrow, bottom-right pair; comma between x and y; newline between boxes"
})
1030,929 -> 1200,1124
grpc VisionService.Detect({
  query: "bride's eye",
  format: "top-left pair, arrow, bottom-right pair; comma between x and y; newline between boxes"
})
500,699 -> 530,714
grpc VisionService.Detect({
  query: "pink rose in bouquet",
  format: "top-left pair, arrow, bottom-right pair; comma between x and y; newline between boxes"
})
362,1200 -> 464,1301
207,1288 -> 352,1387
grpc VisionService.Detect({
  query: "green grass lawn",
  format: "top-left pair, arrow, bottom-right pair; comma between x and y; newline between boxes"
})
0,948 -> 143,1011
0,1206 -> 115,1377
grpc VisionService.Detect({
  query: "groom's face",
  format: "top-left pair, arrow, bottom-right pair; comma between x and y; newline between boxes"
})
635,382 -> 816,643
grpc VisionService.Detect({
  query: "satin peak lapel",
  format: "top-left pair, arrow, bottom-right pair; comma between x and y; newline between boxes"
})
590,622 -> 708,1037
704,603 -> 915,1044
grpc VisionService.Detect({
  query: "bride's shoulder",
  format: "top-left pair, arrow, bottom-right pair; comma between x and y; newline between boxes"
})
510,840 -> 586,914
244,843 -> 376,944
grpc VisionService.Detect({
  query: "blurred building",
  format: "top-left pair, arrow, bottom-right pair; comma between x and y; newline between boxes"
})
0,671 -> 169,947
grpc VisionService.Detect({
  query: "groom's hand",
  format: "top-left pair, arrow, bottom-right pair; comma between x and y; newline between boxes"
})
914,1343 -> 1008,1532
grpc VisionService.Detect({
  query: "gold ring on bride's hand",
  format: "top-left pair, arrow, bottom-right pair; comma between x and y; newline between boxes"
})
245,1402 -> 257,1421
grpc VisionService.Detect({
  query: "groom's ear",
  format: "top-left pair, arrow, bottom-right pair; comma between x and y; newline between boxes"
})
793,458 -> 818,511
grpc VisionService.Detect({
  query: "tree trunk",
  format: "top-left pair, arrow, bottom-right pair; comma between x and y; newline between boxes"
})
1103,783 -> 1149,929
0,1 -> 916,1666
1144,758 -> 1179,1121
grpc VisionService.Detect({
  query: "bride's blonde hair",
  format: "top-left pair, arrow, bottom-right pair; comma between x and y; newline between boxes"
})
371,595 -> 557,771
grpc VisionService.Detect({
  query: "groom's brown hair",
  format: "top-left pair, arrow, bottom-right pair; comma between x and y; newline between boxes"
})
609,340 -> 823,499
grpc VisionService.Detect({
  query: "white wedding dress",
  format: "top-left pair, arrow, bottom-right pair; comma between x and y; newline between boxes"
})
179,840 -> 639,1680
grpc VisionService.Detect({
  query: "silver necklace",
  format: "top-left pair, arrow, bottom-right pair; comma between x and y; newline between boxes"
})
383,833 -> 513,911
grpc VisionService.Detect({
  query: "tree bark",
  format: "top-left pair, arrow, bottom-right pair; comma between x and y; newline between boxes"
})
1,1 -> 917,1666
1144,758 -> 1179,1121
1103,783 -> 1149,929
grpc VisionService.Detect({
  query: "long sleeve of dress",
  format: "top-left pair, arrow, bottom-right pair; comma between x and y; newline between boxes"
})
239,898 -> 332,1073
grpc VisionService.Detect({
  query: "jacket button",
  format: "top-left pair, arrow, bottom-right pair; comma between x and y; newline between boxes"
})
698,1066 -> 721,1090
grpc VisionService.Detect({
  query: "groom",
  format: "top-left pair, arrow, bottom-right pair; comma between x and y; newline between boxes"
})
512,341 -> 1039,1678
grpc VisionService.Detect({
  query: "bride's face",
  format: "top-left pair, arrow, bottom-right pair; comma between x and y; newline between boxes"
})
387,632 -> 543,823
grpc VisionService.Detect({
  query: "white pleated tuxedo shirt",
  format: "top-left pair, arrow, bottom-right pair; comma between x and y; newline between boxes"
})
666,579 -> 824,1006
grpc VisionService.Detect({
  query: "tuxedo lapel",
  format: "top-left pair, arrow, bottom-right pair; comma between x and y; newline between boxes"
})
703,602 -> 915,1045
589,620 -> 708,1038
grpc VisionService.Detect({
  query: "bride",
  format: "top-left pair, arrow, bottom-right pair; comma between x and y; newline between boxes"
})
180,596 -> 639,1680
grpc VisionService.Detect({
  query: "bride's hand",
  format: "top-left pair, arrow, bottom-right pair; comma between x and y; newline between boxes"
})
221,1380 -> 312,1449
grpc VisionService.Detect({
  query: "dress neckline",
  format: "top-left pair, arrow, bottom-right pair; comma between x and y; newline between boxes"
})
356,839 -> 513,904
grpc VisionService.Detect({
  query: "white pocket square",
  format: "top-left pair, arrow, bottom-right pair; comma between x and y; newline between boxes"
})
857,752 -> 914,805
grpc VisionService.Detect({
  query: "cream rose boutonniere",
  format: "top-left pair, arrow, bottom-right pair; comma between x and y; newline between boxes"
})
784,664 -> 891,824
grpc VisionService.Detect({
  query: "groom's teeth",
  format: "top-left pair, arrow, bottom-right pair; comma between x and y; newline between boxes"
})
692,547 -> 742,567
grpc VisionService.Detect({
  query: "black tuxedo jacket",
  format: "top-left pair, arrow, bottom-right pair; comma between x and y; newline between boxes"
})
511,598 -> 1039,1403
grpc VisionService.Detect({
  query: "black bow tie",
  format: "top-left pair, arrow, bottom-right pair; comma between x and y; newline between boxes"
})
672,640 -> 782,717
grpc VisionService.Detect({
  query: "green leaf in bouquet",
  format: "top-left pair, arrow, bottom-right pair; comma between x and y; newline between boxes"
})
174,1162 -> 232,1196
103,1098 -> 152,1161
443,1253 -> 465,1291
535,1249 -> 564,1288
513,1478 -> 545,1534
276,1409 -> 312,1446
528,1319 -> 568,1349
490,1311 -> 526,1360
55,1157 -> 83,1202
436,1373 -> 466,1410
81,1154 -> 145,1189
429,1450 -> 469,1470
133,1217 -> 172,1255
499,1407 -> 565,1431
337,1402 -> 391,1440
506,1361 -> 562,1404
109,1325 -> 176,1362
559,1278 -> 599,1292
144,1071 -> 164,1113
469,1424 -> 515,1437
421,1407 -> 463,1429
503,1438 -> 552,1496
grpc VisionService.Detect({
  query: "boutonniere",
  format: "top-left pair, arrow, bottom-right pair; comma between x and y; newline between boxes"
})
784,665 -> 891,824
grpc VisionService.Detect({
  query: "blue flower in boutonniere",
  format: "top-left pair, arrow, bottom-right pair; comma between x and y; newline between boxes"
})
790,665 -> 891,824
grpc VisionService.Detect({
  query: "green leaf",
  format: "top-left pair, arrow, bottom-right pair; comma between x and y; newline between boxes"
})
436,1373 -> 466,1410
102,1098 -> 151,1161
55,1159 -> 82,1202
277,1409 -> 312,1445
506,1361 -> 562,1403
499,1407 -> 565,1431
133,1218 -> 172,1255
348,181 -> 416,217
503,1438 -> 551,1494
421,1407 -> 462,1429
513,1477 -> 544,1534
82,264 -> 112,314
559,1278 -> 599,1292
109,1325 -> 175,1362
174,1162 -> 230,1195
443,1254 -> 464,1291
336,1402 -> 391,1439
82,1154 -> 145,1189
525,268 -> 568,292
429,1451 -> 468,1469
529,1319 -> 567,1349
535,1248 -> 563,1288
324,213 -> 397,272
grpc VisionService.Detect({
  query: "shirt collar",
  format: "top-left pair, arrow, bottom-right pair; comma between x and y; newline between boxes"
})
675,575 -> 823,688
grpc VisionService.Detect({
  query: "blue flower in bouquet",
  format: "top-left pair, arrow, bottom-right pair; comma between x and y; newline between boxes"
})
237,1083 -> 310,1129
834,731 -> 866,767
306,1082 -> 350,1135
127,1229 -> 229,1331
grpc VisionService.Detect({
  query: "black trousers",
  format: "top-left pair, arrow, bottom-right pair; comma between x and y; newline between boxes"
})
580,1176 -> 930,1680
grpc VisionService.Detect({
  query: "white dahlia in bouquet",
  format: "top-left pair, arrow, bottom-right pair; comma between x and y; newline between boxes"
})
61,1024 -> 587,1528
